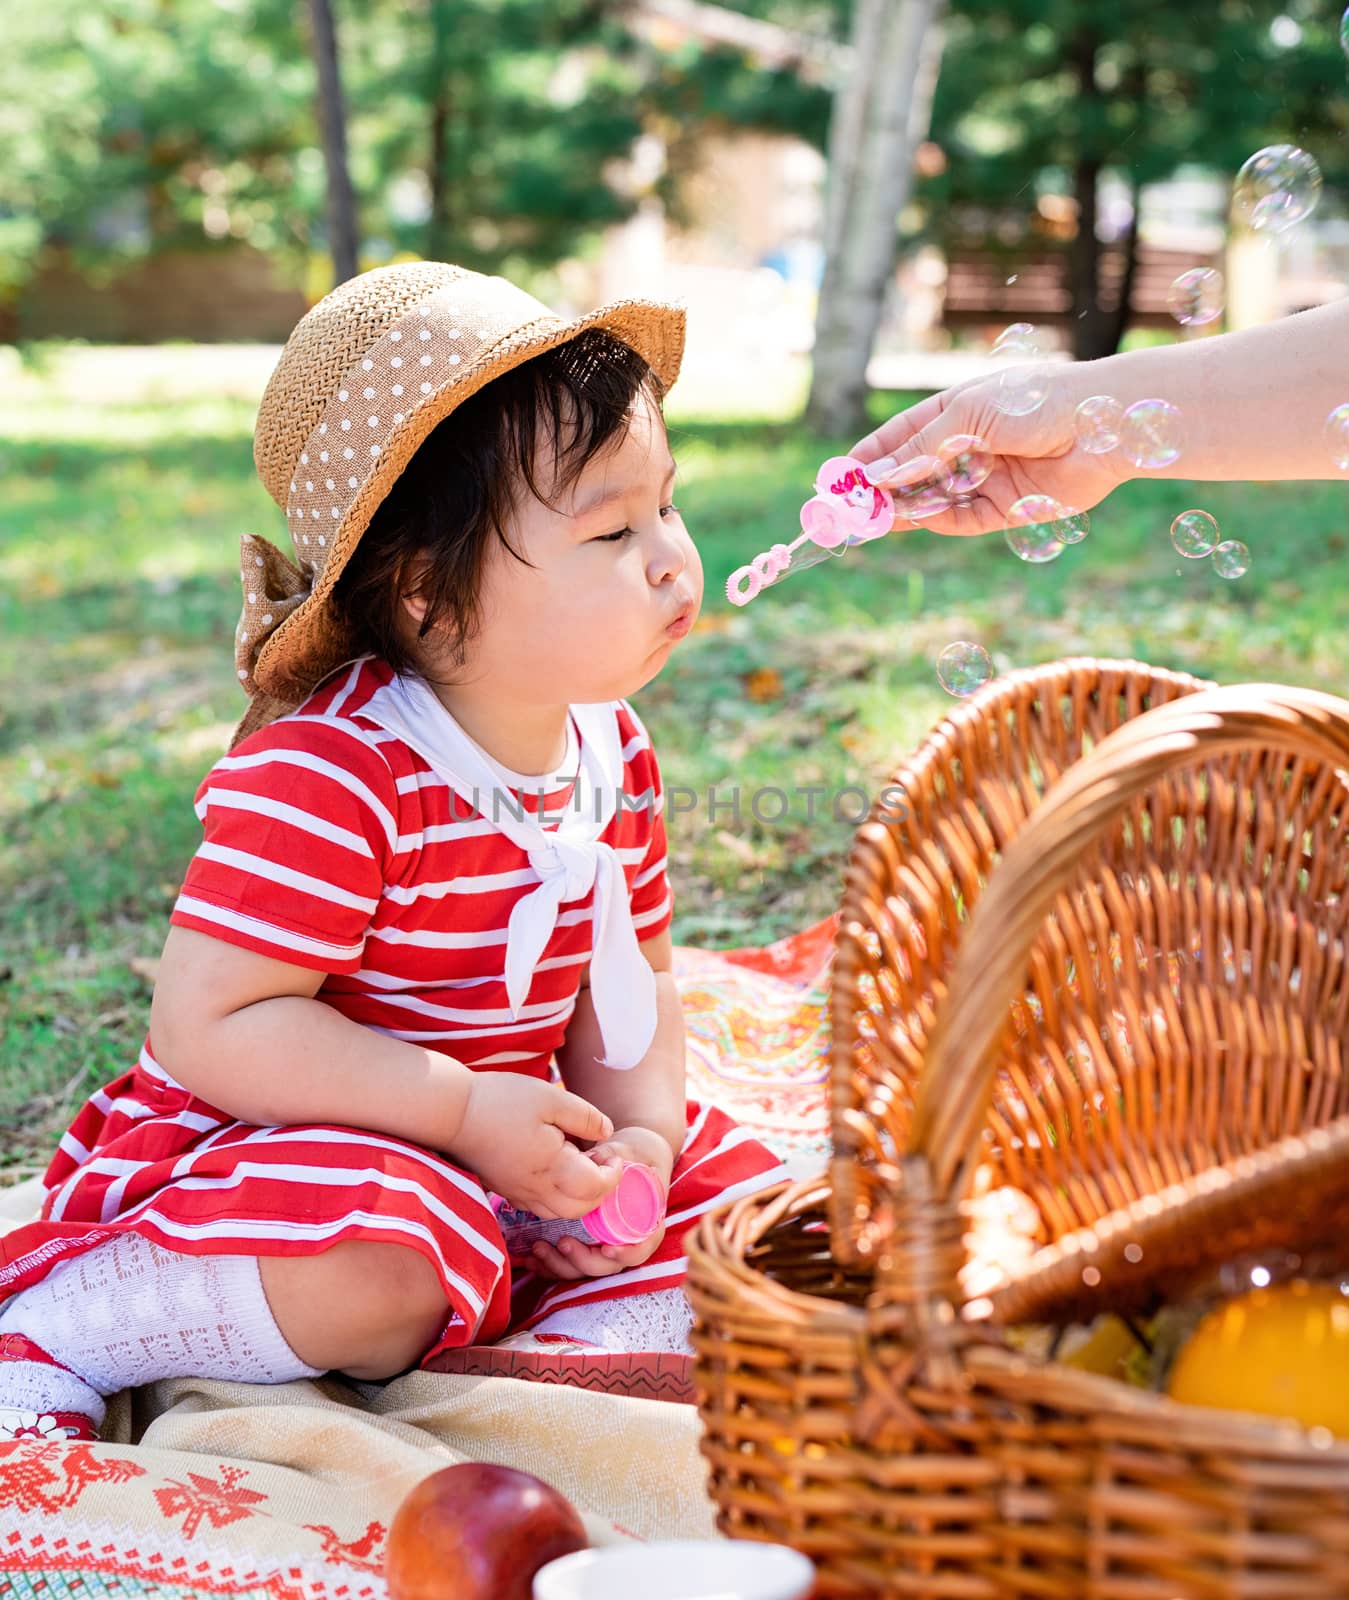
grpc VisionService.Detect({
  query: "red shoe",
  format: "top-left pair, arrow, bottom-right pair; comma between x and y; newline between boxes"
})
0,1332 -> 100,1441
0,1407 -> 99,1442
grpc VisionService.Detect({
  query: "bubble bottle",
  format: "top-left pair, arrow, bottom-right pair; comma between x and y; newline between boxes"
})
492,1162 -> 668,1264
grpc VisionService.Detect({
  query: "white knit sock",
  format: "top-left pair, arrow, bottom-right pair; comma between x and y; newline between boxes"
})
0,1230 -> 324,1424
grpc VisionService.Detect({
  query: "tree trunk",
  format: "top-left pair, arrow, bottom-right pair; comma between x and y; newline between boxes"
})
1099,64 -> 1152,358
1074,57 -> 1147,360
804,0 -> 947,436
1067,27 -> 1110,362
1068,155 -> 1111,360
307,0 -> 359,287
1104,177 -> 1141,356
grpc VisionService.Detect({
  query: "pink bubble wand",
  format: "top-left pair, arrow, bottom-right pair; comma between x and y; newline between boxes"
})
725,451 -> 964,605
726,455 -> 893,607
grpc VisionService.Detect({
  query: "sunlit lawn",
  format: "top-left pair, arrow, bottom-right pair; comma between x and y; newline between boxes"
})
2,341 -> 1346,1176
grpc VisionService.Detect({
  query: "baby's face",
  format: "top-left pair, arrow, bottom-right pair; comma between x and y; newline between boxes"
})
467,391 -> 703,705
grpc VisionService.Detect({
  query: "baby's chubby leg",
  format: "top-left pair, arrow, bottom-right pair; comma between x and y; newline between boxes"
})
0,1229 -> 326,1432
258,1240 -> 451,1381
0,1232 -> 451,1434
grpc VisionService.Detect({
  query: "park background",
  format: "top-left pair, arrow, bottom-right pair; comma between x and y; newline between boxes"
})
2,0 -> 1347,1179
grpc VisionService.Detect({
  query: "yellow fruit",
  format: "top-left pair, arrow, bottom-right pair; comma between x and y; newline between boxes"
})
1058,1316 -> 1146,1382
1167,1280 -> 1349,1436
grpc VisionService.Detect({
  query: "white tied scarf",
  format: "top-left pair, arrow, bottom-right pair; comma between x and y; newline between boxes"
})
360,674 -> 658,1070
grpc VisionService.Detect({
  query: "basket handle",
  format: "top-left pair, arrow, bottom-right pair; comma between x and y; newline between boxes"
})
905,683 -> 1349,1218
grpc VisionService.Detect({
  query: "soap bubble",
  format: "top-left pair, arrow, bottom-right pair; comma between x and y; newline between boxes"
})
1073,395 -> 1124,455
1004,522 -> 1064,564
1324,403 -> 1349,470
937,433 -> 994,494
1168,267 -> 1224,326
1004,494 -> 1081,563
936,641 -> 994,697
993,321 -> 1038,353
887,455 -> 954,521
1120,399 -> 1185,469
1057,507 -> 1090,545
1232,144 -> 1322,234
1006,522 -> 1064,565
993,339 -> 1039,367
1170,509 -> 1219,558
991,323 -> 1041,398
1342,5 -> 1349,57
1212,540 -> 1250,579
993,363 -> 1050,417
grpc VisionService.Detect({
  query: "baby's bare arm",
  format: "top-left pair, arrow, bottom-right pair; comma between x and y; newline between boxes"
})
555,928 -> 688,1165
150,924 -> 476,1149
150,926 -> 617,1214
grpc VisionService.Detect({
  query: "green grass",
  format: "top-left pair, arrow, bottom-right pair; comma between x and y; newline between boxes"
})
2,343 -> 1346,1179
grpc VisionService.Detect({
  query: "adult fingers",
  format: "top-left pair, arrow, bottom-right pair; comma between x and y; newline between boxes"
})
895,495 -> 1010,539
884,457 -> 1029,538
849,389 -> 949,466
870,393 -> 1003,487
852,372 -> 1000,475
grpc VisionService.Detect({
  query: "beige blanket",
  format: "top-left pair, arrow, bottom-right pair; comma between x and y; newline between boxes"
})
0,922 -> 834,1597
0,1175 -> 715,1594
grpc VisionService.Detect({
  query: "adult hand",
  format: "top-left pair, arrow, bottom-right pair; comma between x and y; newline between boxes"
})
849,296 -> 1349,536
849,363 -> 1127,537
451,1072 -> 622,1219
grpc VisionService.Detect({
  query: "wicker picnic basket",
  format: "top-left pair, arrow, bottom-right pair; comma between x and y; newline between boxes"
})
686,658 -> 1349,1598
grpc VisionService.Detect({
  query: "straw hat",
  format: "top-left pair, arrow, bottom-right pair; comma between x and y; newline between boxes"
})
233,261 -> 686,745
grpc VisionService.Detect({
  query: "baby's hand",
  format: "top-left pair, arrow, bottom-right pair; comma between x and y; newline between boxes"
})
452,1072 -> 622,1219
528,1125 -> 675,1282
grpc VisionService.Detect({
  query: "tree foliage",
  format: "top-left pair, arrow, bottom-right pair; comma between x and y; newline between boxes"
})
930,0 -> 1347,200
921,0 -> 1349,352
0,0 -> 842,299
4,0 -> 1343,351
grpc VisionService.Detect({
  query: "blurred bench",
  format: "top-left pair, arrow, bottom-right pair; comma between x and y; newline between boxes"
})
940,242 -> 1222,332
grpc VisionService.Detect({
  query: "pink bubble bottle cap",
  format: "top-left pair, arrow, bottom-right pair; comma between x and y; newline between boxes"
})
582,1161 -> 667,1247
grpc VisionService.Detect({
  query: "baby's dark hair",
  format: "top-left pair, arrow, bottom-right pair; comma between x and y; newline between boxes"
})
332,327 -> 662,677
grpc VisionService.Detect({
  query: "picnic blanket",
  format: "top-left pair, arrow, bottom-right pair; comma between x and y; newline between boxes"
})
0,915 -> 836,1600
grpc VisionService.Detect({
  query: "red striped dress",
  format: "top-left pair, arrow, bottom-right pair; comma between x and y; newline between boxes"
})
0,658 -> 787,1364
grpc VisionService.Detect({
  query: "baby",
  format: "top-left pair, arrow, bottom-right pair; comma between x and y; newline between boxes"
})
0,262 -> 787,1440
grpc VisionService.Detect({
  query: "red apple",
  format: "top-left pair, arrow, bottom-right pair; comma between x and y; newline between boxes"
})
384,1461 -> 588,1600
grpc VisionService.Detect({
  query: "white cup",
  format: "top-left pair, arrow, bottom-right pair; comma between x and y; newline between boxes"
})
532,1538 -> 815,1600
